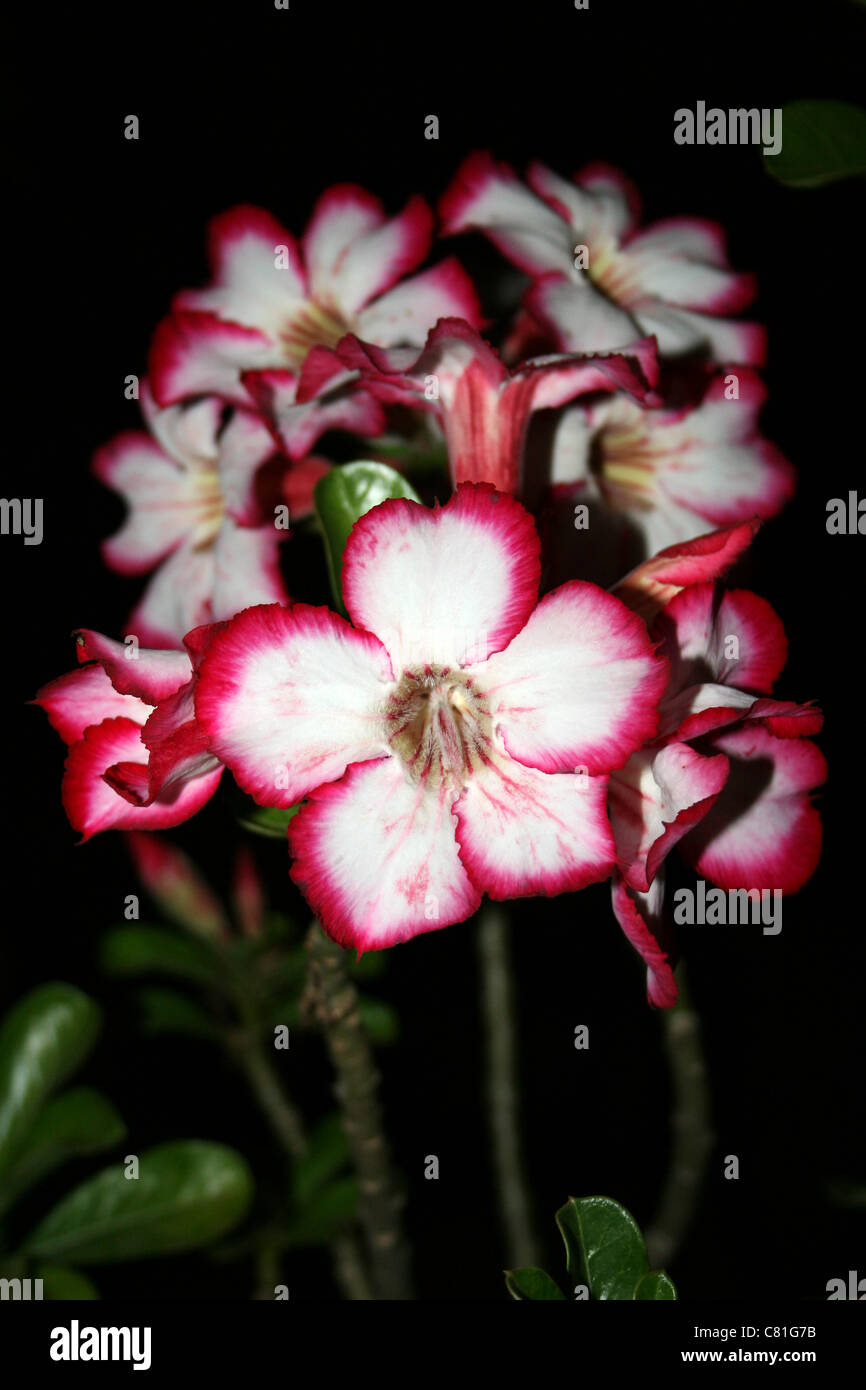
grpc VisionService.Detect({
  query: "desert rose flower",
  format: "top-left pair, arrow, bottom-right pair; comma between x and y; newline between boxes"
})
440,153 -> 765,364
547,367 -> 794,570
608,582 -> 824,1006
95,384 -> 299,648
34,628 -> 223,839
194,484 -> 667,949
150,189 -> 480,408
329,317 -> 659,495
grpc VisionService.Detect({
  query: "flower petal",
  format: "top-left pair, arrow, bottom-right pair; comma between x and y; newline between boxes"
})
126,542 -> 217,650
93,432 -> 196,575
174,204 -> 306,329
356,258 -> 483,347
341,483 -> 541,671
289,756 -> 481,949
34,666 -> 149,745
454,750 -> 615,898
440,151 -> 573,275
657,584 -> 788,697
194,602 -> 393,807
62,718 -> 221,840
303,183 -> 385,303
332,194 -> 433,318
150,312 -> 277,407
681,725 -> 825,892
476,580 -> 667,775
610,871 -> 677,1008
610,742 -> 730,892
74,630 -> 191,703
242,366 -> 384,460
612,520 -> 760,623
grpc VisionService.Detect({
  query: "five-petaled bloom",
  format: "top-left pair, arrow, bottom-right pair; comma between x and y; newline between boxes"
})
440,152 -> 765,364
195,484 -> 667,949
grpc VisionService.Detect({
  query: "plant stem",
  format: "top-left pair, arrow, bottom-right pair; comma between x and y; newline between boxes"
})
304,923 -> 413,1299
331,1232 -> 374,1301
236,1034 -> 307,1162
232,1023 -> 374,1300
477,904 -> 539,1268
645,965 -> 715,1270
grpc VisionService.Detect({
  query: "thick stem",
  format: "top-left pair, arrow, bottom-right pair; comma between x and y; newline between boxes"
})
305,923 -> 413,1300
645,966 -> 715,1270
331,1232 -> 374,1301
477,905 -> 539,1268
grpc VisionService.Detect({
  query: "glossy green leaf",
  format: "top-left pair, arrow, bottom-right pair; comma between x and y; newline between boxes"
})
556,1196 -> 650,1300
764,100 -> 866,186
100,925 -> 223,989
505,1267 -> 567,1300
0,1087 -> 126,1213
23,1140 -> 253,1263
35,1263 -> 99,1300
237,803 -> 301,839
634,1269 -> 678,1300
135,988 -> 219,1042
291,1114 -> 349,1204
314,461 -> 421,611
282,1176 -> 358,1249
0,984 -> 102,1183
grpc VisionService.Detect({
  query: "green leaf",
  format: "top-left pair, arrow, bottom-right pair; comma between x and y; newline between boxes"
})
100,925 -> 224,990
237,803 -> 301,839
764,100 -> 866,186
34,1264 -> 99,1300
556,1196 -> 650,1300
282,1176 -> 358,1249
505,1267 -> 567,1300
22,1140 -> 253,1264
135,988 -> 219,1042
0,1088 -> 126,1214
291,1114 -> 349,1204
0,984 -> 102,1183
314,462 -> 421,612
634,1270 -> 678,1300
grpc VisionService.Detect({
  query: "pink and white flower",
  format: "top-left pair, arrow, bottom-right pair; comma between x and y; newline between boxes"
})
547,367 -> 794,569
440,153 -> 766,365
34,628 -> 223,839
95,384 -> 295,648
608,579 -> 824,1006
330,316 -> 659,496
150,191 -> 480,408
194,484 -> 668,950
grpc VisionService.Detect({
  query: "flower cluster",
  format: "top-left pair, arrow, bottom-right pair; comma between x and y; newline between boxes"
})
36,155 -> 822,1003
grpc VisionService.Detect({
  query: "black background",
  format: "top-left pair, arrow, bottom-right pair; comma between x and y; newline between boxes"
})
2,0 -> 864,1301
